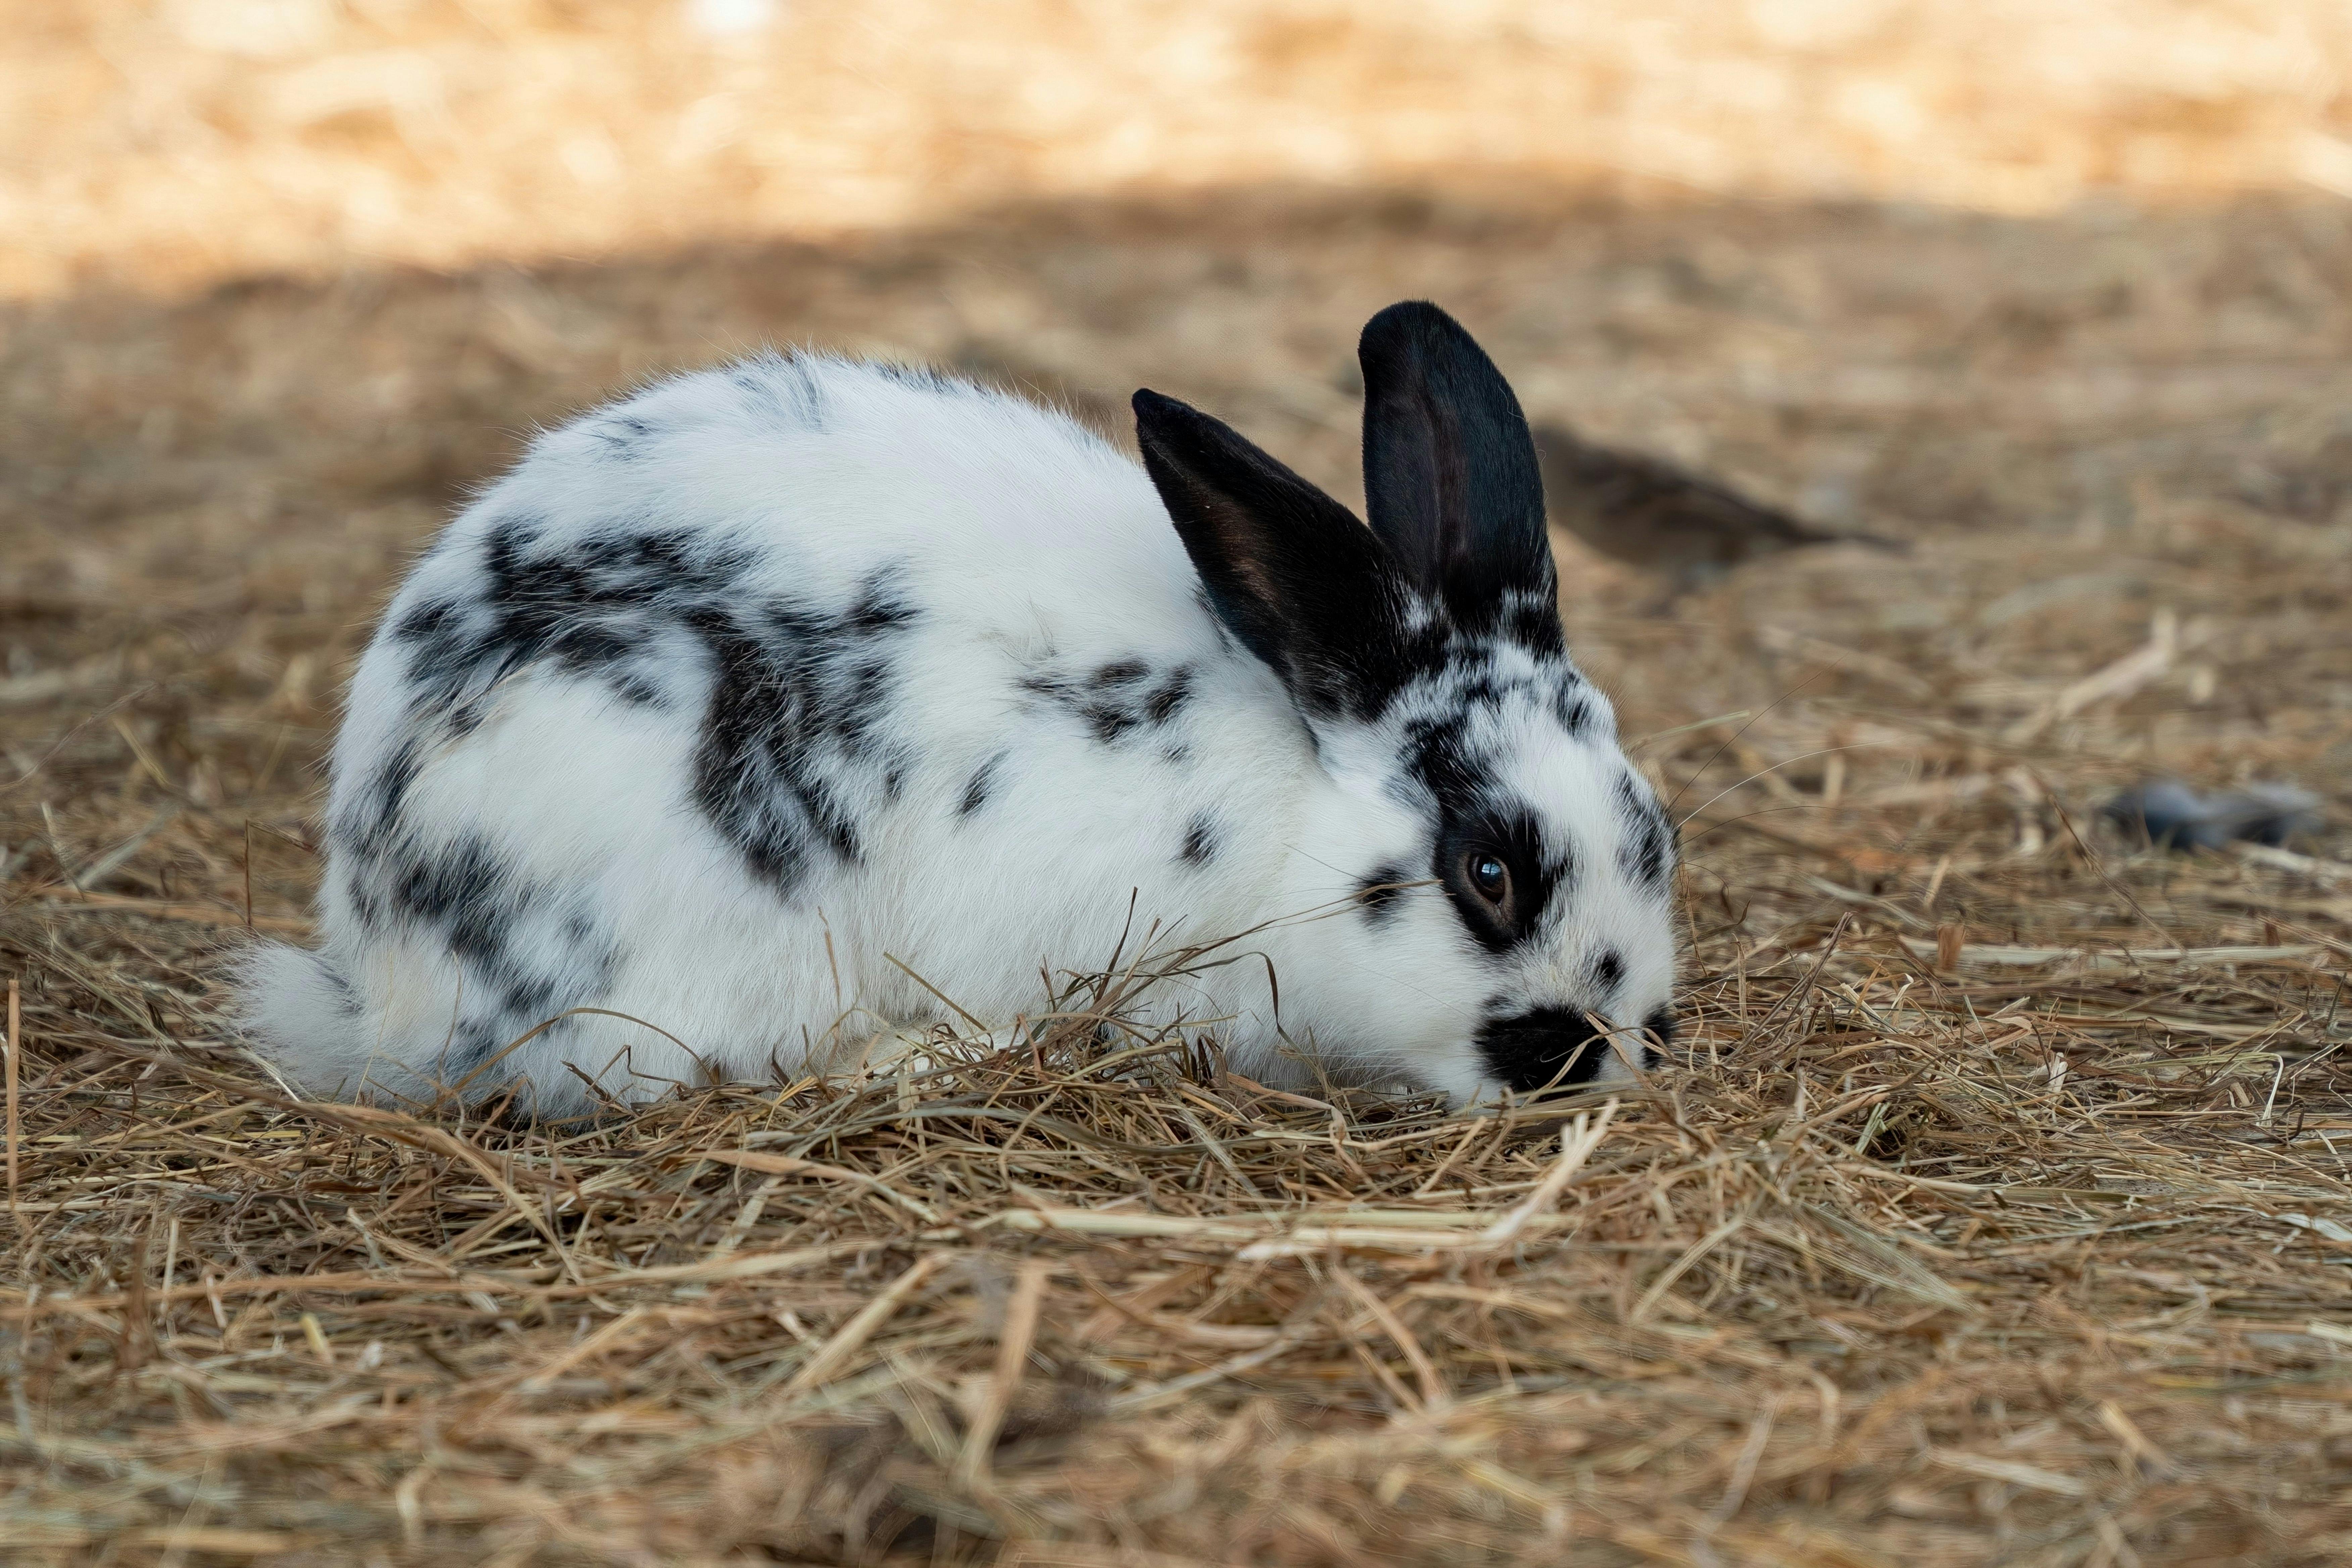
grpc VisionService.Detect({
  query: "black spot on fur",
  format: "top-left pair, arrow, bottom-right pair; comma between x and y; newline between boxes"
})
870,360 -> 941,389
959,754 -> 1003,818
588,414 -> 659,460
731,356 -> 828,430
1180,813 -> 1219,866
1356,862 -> 1410,923
321,964 -> 363,1021
689,563 -> 921,891
1145,666 -> 1194,724
845,572 -> 917,636
611,672 -> 667,707
1498,590 -> 1568,654
341,830 -> 618,1081
394,595 -> 462,650
1085,701 -> 1137,743
381,520 -> 923,900
383,837 -> 518,984
1365,631 -> 1596,738
1476,1006 -> 1619,1094
1024,658 -> 1197,745
394,516 -> 761,723
1592,949 -> 1624,992
1553,682 -> 1593,735
1403,709 -> 1475,803
1642,1006 -> 1677,1050
341,733 -> 424,864
1614,773 -> 1674,892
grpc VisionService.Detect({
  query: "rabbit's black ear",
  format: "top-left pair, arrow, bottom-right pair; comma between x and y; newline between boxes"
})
1134,389 -> 1410,719
1359,301 -> 1561,649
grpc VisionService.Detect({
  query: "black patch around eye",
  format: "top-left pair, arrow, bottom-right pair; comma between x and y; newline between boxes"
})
1180,813 -> 1219,866
1433,807 -> 1559,952
1355,861 -> 1410,923
1642,1006 -> 1677,1049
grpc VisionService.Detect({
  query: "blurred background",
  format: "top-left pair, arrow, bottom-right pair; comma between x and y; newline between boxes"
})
12,0 -> 2352,296
5,0 -> 2350,902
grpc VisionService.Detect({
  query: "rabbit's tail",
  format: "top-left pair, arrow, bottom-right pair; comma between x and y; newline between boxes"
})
238,940 -> 366,1096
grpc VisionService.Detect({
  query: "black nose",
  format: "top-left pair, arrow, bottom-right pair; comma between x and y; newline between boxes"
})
1477,1006 -> 1671,1094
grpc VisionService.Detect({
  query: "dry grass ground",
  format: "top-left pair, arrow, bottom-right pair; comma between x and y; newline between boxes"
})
3,183 -> 2350,1565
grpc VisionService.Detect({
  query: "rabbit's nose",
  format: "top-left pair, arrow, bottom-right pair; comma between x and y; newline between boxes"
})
1473,1005 -> 1613,1095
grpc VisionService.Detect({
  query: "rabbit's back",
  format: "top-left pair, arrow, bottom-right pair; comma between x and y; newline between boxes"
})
251,355 -> 1305,1110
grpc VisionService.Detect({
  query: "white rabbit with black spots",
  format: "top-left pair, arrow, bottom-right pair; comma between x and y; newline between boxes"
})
244,301 -> 1680,1116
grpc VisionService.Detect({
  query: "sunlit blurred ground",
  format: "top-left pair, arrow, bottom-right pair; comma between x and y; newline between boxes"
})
8,0 -> 2352,299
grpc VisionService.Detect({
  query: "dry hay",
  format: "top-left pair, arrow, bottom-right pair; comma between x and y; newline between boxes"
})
5,189 -> 2352,1564
11,0 -> 2352,299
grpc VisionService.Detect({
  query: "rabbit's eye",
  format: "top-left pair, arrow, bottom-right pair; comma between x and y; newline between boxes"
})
1466,852 -> 1510,905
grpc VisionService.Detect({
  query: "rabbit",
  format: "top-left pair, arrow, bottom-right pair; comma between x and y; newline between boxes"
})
242,301 -> 1682,1117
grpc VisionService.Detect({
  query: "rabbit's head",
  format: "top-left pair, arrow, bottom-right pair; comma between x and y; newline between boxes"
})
1135,302 -> 1679,1103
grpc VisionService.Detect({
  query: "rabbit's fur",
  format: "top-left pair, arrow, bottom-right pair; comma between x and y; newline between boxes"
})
244,302 -> 1680,1115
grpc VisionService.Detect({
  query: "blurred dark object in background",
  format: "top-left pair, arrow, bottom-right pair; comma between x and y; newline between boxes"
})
2104,778 -> 2324,851
1532,422 -> 1908,598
